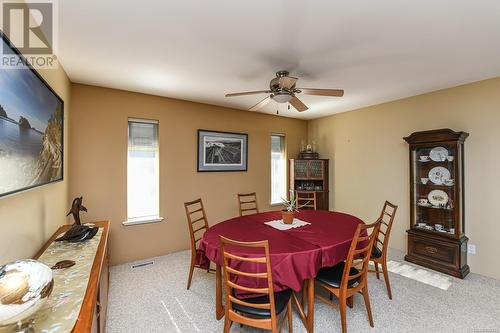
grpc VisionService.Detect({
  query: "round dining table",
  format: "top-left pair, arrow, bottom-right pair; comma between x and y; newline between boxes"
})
196,210 -> 364,333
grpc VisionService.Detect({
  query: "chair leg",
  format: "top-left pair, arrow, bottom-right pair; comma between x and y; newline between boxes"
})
287,300 -> 293,333
301,280 -> 307,308
339,296 -> 347,333
361,287 -> 374,327
223,317 -> 232,333
382,260 -> 393,300
374,261 -> 380,280
187,257 -> 195,290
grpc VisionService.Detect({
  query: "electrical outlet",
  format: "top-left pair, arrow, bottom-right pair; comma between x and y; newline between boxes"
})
467,244 -> 476,255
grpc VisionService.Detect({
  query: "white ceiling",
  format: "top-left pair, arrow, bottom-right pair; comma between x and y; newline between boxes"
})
58,0 -> 500,120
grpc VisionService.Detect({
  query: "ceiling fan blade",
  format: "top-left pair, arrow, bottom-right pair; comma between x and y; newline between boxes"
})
249,96 -> 272,111
225,90 -> 271,97
289,96 -> 308,112
279,76 -> 298,89
298,88 -> 344,97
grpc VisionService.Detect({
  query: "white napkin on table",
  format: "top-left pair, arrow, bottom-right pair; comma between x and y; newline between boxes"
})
264,218 -> 311,231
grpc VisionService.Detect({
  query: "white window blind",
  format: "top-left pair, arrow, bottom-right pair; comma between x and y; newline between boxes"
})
127,119 -> 159,220
271,134 -> 286,204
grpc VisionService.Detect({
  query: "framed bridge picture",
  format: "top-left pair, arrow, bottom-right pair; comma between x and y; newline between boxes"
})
0,32 -> 64,197
197,130 -> 248,172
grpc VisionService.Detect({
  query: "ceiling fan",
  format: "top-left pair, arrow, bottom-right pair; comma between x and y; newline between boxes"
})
225,70 -> 344,112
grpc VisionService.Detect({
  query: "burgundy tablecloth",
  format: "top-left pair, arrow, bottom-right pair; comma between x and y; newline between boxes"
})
196,210 -> 364,293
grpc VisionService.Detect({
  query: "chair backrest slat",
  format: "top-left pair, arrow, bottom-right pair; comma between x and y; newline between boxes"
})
237,192 -> 259,216
240,199 -> 257,204
188,207 -> 204,214
192,225 -> 206,235
353,245 -> 371,255
227,280 -> 269,294
224,251 -> 267,263
190,216 -> 206,224
229,295 -> 271,309
225,266 -> 268,279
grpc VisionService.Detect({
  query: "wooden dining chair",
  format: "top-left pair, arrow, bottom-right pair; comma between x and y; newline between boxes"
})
184,198 -> 214,290
314,220 -> 381,333
237,192 -> 259,216
219,236 -> 293,333
369,201 -> 398,299
295,191 -> 317,210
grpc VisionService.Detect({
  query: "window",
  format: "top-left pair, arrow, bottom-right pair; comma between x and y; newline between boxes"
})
271,134 -> 286,204
127,119 -> 160,223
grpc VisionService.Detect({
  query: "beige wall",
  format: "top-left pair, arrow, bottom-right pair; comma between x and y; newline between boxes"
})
308,77 -> 500,279
0,63 -> 71,264
69,84 -> 307,265
3,67 -> 499,281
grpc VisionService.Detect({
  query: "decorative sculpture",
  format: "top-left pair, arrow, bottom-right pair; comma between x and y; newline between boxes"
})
298,142 -> 319,159
0,260 -> 54,332
67,196 -> 87,225
51,260 -> 76,270
56,196 -> 98,242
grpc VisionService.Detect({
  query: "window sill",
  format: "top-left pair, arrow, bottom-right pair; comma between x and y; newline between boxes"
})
122,216 -> 164,226
270,203 -> 284,207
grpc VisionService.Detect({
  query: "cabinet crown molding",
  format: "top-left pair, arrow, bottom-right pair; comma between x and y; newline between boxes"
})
404,128 -> 469,144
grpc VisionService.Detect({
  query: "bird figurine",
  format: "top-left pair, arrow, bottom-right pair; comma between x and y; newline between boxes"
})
56,196 -> 98,242
67,196 -> 87,225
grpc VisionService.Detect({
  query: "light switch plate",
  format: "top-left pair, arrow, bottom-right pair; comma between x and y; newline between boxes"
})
467,244 -> 476,255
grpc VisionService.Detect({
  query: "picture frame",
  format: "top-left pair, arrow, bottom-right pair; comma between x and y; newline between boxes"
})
197,130 -> 248,172
0,32 -> 64,198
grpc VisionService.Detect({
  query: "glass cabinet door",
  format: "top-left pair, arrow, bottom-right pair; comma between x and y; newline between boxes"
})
308,160 -> 324,179
294,160 -> 308,178
411,143 -> 458,236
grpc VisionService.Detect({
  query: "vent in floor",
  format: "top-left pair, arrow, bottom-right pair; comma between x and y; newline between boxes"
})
131,260 -> 155,269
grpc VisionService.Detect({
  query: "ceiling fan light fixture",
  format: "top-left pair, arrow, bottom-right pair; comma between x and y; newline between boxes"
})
225,70 -> 344,113
272,92 -> 293,103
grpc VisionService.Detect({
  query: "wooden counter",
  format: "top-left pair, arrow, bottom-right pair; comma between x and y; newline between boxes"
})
34,221 -> 110,333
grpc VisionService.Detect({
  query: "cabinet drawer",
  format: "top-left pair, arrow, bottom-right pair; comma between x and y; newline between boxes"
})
409,236 -> 458,267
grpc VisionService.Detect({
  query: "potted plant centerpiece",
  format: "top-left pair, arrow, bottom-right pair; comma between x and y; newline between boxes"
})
281,191 -> 308,224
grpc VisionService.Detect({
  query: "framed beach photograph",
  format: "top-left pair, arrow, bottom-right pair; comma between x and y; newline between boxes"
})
197,130 -> 248,172
0,33 -> 64,198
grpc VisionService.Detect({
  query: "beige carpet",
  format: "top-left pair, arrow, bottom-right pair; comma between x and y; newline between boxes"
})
106,249 -> 500,332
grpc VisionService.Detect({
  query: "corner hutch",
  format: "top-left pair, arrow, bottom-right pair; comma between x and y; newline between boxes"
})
404,129 -> 469,278
289,158 -> 329,210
